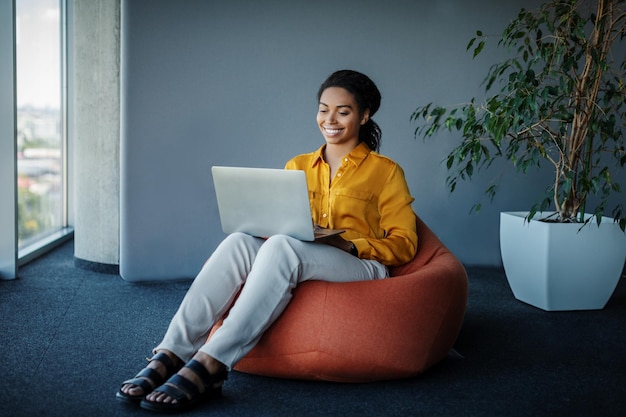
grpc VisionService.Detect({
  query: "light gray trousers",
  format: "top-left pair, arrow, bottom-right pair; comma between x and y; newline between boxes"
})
154,232 -> 388,369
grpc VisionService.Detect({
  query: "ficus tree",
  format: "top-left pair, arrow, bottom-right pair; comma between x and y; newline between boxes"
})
412,0 -> 626,230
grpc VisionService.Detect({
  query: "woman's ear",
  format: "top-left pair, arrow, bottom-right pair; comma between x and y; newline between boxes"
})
360,109 -> 370,125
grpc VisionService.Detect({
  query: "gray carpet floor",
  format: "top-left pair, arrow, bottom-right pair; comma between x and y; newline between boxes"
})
1,240 -> 625,417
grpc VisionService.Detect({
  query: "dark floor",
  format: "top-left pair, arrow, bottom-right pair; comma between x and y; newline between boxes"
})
1,241 -> 625,417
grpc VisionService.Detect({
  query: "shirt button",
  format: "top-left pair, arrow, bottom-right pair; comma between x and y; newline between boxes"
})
322,213 -> 327,218
337,173 -> 342,177
344,158 -> 348,162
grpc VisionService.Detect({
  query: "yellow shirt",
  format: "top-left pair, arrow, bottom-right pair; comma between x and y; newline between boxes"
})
285,142 -> 418,266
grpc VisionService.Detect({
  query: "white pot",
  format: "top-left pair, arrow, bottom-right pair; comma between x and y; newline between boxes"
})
500,211 -> 626,311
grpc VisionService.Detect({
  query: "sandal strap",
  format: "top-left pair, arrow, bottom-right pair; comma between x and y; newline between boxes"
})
121,377 -> 153,393
121,367 -> 161,391
150,351 -> 178,374
119,352 -> 180,393
184,360 -> 214,387
154,359 -> 226,401
151,360 -> 226,400
154,374 -> 199,402
140,361 -> 228,412
136,366 -> 160,381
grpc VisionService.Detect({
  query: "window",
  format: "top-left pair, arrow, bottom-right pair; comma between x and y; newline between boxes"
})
16,0 -> 71,259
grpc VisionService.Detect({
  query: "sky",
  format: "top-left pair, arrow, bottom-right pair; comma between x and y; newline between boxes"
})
16,0 -> 61,109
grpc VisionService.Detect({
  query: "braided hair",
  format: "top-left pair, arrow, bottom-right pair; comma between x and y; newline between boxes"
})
317,70 -> 382,152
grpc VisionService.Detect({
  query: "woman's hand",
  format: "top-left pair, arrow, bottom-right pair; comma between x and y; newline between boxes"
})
318,233 -> 356,255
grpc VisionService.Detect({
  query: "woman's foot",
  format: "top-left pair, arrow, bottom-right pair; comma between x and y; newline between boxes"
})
140,352 -> 227,412
116,350 -> 182,403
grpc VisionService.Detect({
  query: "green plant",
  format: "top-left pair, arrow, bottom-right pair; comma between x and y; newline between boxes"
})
411,0 -> 626,230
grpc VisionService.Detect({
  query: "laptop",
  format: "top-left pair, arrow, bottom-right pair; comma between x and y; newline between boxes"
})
211,166 -> 344,241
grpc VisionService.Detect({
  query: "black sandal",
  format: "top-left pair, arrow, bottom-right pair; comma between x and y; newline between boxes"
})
140,359 -> 228,413
116,352 -> 182,403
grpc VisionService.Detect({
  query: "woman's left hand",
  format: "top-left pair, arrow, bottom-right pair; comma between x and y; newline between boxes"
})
318,233 -> 354,254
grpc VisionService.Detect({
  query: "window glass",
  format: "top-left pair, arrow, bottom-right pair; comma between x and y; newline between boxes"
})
16,0 -> 64,249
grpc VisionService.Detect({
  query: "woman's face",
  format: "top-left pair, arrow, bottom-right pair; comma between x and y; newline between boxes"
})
317,87 -> 369,148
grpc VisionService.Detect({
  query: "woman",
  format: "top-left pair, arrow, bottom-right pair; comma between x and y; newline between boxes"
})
117,69 -> 418,413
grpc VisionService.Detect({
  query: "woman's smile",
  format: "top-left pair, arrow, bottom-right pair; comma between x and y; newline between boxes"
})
323,127 -> 344,136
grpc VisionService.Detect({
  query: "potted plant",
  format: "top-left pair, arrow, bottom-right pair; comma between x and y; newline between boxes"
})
411,0 -> 626,311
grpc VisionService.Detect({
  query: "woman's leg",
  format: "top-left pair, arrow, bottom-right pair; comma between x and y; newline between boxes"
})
120,233 -> 264,399
153,232 -> 265,362
201,234 -> 388,369
143,234 -> 387,409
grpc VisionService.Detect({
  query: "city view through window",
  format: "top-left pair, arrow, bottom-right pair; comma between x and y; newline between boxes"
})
16,0 -> 65,249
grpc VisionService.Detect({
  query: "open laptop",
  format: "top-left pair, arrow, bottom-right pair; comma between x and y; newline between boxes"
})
211,166 -> 344,241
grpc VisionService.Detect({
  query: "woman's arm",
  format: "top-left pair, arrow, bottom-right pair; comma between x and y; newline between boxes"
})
350,164 -> 417,266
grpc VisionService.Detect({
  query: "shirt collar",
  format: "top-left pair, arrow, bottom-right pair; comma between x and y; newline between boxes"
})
310,142 -> 372,168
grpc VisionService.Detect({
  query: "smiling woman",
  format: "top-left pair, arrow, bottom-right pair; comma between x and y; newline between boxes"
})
118,70 -> 419,414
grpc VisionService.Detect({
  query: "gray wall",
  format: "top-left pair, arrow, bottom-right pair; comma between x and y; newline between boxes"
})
119,0 -> 624,281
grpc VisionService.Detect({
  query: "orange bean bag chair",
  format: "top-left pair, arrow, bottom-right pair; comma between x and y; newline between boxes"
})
208,215 -> 468,383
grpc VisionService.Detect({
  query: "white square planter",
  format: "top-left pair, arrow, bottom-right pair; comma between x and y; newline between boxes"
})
500,211 -> 626,311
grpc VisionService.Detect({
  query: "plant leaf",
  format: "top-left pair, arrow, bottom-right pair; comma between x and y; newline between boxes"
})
473,40 -> 485,58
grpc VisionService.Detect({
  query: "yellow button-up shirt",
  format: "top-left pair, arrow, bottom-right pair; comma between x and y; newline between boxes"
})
285,142 -> 418,266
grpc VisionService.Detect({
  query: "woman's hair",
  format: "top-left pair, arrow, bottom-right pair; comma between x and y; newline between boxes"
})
317,69 -> 382,152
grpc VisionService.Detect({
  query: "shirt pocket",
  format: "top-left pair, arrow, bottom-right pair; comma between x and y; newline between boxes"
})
332,188 -> 377,225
